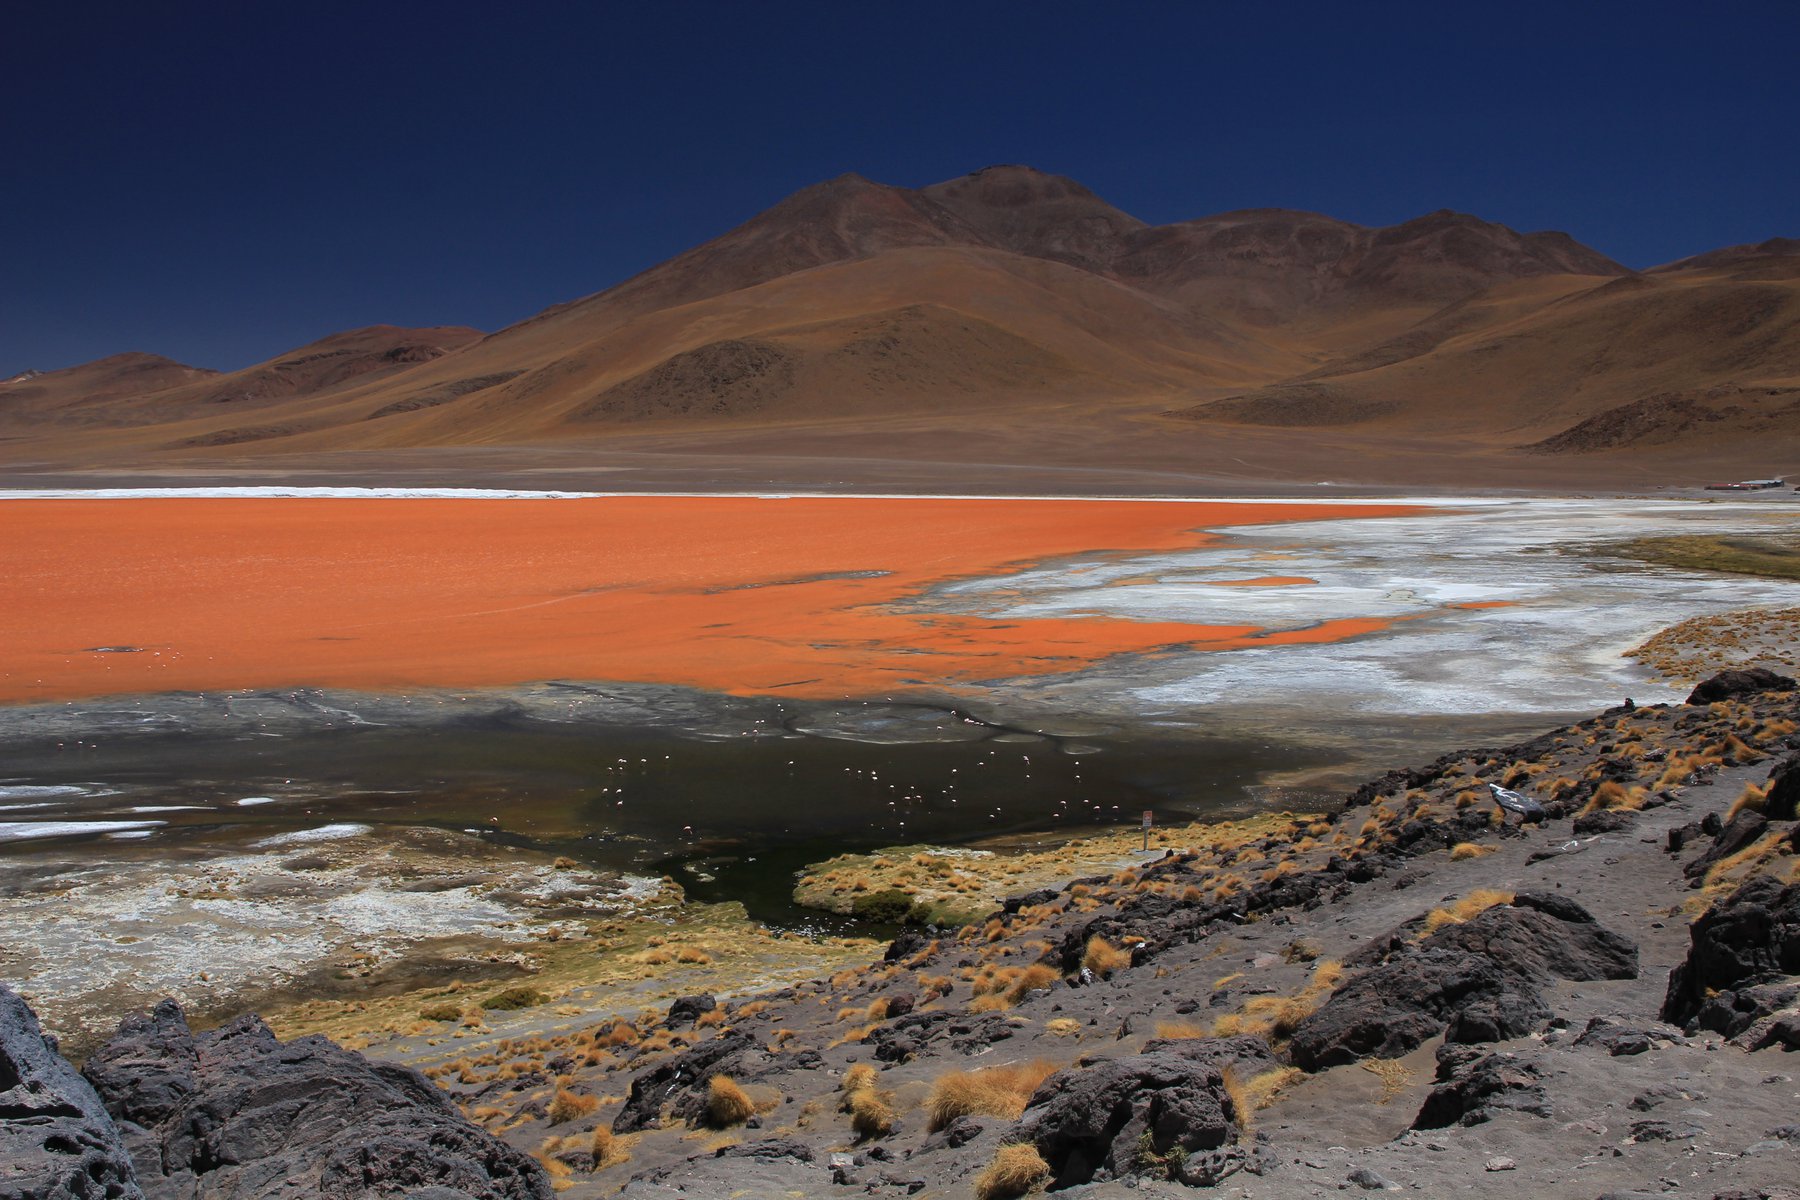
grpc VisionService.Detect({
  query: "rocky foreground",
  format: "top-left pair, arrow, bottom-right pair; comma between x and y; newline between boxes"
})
6,670 -> 1800,1199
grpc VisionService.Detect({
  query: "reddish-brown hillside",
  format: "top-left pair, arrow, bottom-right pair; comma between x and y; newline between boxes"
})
2,167 -> 1791,486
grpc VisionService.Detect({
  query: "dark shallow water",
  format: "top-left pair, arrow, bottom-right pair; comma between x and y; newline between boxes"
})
0,712 -> 1337,928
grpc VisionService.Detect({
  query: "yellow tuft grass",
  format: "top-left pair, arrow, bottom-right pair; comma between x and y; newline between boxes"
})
705,1076 -> 755,1127
1450,842 -> 1496,861
1420,889 -> 1514,937
1238,1064 -> 1304,1113
841,1063 -> 879,1096
973,1142 -> 1051,1200
590,1127 -> 630,1169
1726,781 -> 1772,822
1082,936 -> 1134,976
925,1060 -> 1061,1131
1578,780 -> 1648,816
1361,1057 -> 1415,1103
847,1085 -> 896,1139
1153,1018 -> 1209,1040
547,1087 -> 598,1126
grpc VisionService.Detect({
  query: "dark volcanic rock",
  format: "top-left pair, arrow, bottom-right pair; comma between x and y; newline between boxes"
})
1413,1045 -> 1549,1128
1135,1034 -> 1275,1075
79,1002 -> 547,1200
1686,812 -> 1771,882
1664,875 -> 1800,1028
1765,752 -> 1800,822
1691,981 -> 1800,1040
1573,807 -> 1637,835
665,993 -> 717,1028
0,984 -> 142,1200
1291,894 -> 1635,1070
712,1138 -> 816,1163
80,1000 -> 196,1136
613,1032 -> 754,1133
1017,1049 -> 1249,1188
1687,668 -> 1797,705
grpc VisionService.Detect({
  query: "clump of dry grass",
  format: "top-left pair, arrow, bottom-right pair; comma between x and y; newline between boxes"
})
1726,781 -> 1772,822
1153,1018 -> 1209,1040
590,1127 -> 629,1169
925,1060 -> 1061,1131
1043,1018 -> 1082,1037
1082,936 -> 1134,976
1210,959 -> 1344,1042
841,1063 -> 878,1096
973,1143 -> 1051,1200
1419,889 -> 1514,937
1237,1065 -> 1304,1113
1578,780 -> 1648,816
1361,1057 -> 1415,1103
829,1022 -> 879,1049
706,1076 -> 755,1127
676,946 -> 713,964
846,1085 -> 895,1139
971,963 -> 1061,1009
1449,842 -> 1496,861
547,1086 -> 599,1126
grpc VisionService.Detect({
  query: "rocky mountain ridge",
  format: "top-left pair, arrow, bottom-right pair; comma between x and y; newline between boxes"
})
4,166 -> 1794,483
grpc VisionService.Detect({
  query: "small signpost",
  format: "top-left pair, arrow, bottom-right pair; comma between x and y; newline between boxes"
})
1142,809 -> 1153,852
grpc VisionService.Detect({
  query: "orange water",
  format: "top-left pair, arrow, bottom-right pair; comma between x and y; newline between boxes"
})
1,496 -> 1420,703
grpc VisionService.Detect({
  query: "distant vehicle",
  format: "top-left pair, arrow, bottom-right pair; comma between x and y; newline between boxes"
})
1705,479 -> 1786,491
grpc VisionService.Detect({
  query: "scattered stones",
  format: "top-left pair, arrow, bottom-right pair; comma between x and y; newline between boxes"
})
1629,1083 -> 1707,1111
1346,1165 -> 1402,1190
1573,1016 -> 1685,1055
1484,1155 -> 1517,1171
1630,1118 -> 1706,1142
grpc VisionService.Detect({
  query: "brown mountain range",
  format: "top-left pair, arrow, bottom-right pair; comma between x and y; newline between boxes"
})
3,166 -> 1794,488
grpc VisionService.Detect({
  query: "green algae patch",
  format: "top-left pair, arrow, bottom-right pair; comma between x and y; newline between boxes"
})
794,811 -> 1322,922
1609,534 -> 1800,581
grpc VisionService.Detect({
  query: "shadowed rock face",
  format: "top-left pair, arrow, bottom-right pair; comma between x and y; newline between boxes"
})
1016,1041 -> 1253,1188
1288,893 -> 1637,1070
80,1003 -> 550,1200
1664,875 -> 1800,1031
0,984 -> 141,1200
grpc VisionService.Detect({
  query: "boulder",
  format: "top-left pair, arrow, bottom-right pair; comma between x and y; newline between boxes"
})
1291,895 -> 1635,1070
1134,1034 -> 1275,1075
1690,981 -> 1800,1040
1765,753 -> 1800,822
1412,1045 -> 1549,1128
1663,875 -> 1800,1028
664,994 -> 716,1028
0,984 -> 142,1200
1685,812 -> 1771,882
613,1032 -> 753,1133
1686,668 -> 1797,705
1016,1046 -> 1249,1188
80,1003 -> 548,1199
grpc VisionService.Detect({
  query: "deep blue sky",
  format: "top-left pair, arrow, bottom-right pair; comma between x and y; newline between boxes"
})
4,0 -> 1796,376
